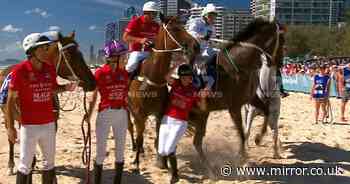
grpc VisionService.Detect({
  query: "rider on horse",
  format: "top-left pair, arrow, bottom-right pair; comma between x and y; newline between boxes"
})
123,1 -> 160,79
186,3 -> 218,91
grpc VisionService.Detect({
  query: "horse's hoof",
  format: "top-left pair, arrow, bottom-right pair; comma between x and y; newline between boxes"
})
7,167 -> 15,176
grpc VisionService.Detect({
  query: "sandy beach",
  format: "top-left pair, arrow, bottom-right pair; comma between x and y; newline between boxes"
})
0,91 -> 350,184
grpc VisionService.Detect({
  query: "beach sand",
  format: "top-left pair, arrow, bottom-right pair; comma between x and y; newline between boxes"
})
0,92 -> 350,184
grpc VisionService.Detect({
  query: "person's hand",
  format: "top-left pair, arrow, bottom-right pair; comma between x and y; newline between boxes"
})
65,82 -> 78,92
198,88 -> 210,98
7,127 -> 17,144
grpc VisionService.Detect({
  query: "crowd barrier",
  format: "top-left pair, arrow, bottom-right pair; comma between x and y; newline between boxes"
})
282,74 -> 338,97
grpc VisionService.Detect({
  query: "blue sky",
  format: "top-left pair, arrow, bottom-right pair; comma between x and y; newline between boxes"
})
0,0 -> 249,61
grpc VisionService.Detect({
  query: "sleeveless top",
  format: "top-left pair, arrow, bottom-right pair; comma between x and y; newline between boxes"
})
313,74 -> 329,98
344,67 -> 350,91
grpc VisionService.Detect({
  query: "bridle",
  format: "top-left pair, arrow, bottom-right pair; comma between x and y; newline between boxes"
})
224,23 -> 283,73
238,23 -> 282,64
152,22 -> 188,53
56,42 -> 79,81
138,20 -> 195,87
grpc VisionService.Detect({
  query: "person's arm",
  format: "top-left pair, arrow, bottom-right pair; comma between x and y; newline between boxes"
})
196,89 -> 208,111
187,19 -> 206,41
123,32 -> 147,45
6,89 -> 18,143
310,77 -> 315,99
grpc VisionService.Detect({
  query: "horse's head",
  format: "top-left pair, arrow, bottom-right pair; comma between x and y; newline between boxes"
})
156,14 -> 200,64
48,31 -> 96,91
231,18 -> 286,67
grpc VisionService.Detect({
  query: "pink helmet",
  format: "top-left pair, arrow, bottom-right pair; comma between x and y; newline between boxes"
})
104,40 -> 128,58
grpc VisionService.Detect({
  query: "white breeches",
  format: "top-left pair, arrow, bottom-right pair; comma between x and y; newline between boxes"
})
125,51 -> 150,73
18,122 -> 56,175
95,108 -> 128,164
158,115 -> 188,156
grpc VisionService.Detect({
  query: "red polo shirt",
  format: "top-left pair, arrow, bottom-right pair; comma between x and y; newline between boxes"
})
125,15 -> 160,51
165,81 -> 199,121
9,60 -> 58,124
95,64 -> 129,112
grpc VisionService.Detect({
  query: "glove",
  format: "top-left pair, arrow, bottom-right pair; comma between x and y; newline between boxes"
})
144,40 -> 155,48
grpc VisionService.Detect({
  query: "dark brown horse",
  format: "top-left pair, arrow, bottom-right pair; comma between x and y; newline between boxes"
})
186,18 -> 286,178
128,18 -> 285,178
127,15 -> 200,171
0,31 -> 96,175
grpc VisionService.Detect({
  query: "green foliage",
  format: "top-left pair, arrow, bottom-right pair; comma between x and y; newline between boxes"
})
285,24 -> 350,57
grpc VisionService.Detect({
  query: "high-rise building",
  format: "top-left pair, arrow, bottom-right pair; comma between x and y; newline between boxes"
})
250,0 -> 257,16
158,0 -> 192,16
89,45 -> 95,64
223,9 -> 254,40
105,22 -> 117,44
254,0 -> 345,26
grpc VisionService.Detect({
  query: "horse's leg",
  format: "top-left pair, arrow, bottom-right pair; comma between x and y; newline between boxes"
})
244,105 -> 258,147
7,140 -> 15,175
127,112 -> 136,151
132,116 -> 147,172
228,107 -> 247,160
192,113 -> 217,180
254,115 -> 268,146
268,97 -> 282,159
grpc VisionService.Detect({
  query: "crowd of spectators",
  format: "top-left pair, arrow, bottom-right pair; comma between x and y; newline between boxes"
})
282,57 -> 350,77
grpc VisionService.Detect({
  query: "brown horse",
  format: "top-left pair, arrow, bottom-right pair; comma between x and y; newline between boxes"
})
127,15 -> 200,171
0,31 -> 96,175
186,18 -> 286,178
128,18 -> 285,178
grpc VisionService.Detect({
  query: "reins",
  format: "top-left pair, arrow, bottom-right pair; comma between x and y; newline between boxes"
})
81,91 -> 92,184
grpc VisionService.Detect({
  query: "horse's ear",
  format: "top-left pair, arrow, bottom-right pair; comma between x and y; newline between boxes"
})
68,31 -> 76,39
159,12 -> 165,23
58,32 -> 63,41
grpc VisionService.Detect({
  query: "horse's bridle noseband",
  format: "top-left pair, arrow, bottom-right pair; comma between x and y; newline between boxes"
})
56,42 -> 79,81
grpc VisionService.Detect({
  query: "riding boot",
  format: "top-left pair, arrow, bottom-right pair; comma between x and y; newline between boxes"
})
94,162 -> 103,184
156,155 -> 168,169
113,162 -> 124,184
168,153 -> 179,184
16,171 -> 29,184
42,168 -> 56,184
128,70 -> 137,81
28,172 -> 33,184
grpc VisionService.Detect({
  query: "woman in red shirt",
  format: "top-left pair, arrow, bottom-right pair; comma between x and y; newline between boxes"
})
158,64 -> 207,183
86,40 -> 129,184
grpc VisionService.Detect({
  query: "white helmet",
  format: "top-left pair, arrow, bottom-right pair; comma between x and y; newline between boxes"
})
22,33 -> 52,54
41,31 -> 60,42
143,1 -> 160,12
201,3 -> 217,17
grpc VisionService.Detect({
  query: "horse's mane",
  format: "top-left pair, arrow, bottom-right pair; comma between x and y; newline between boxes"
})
225,18 -> 272,49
